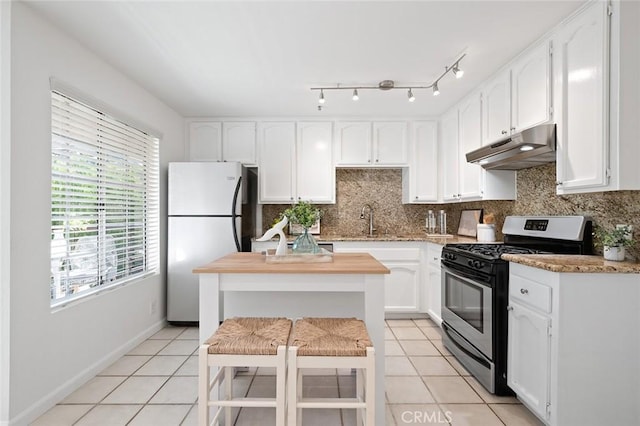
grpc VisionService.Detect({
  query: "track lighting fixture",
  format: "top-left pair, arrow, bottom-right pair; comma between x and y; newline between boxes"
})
310,53 -> 465,104
452,63 -> 464,79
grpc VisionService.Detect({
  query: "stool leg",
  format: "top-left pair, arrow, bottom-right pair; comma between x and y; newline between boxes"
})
365,347 -> 375,426
356,368 -> 363,426
199,346 -> 209,426
224,367 -> 233,426
287,347 -> 298,426
276,346 -> 286,426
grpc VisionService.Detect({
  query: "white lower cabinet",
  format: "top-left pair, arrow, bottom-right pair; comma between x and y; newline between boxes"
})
507,263 -> 640,426
425,243 -> 443,324
507,302 -> 551,421
333,242 -> 422,314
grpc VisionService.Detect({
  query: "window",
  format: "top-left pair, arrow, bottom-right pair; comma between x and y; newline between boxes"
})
50,91 -> 159,305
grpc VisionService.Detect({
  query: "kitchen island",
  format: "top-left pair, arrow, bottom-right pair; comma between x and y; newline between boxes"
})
193,252 -> 390,424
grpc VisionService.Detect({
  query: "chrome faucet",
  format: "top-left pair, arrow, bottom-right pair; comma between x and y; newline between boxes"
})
359,204 -> 376,237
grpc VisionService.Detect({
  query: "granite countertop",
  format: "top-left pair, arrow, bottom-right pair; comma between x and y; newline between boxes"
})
502,254 -> 640,273
255,234 -> 482,244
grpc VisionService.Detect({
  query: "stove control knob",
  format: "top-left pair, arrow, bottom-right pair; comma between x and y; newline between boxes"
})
474,260 -> 484,269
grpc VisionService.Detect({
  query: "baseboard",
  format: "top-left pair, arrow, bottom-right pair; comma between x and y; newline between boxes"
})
384,312 -> 429,320
9,319 -> 166,426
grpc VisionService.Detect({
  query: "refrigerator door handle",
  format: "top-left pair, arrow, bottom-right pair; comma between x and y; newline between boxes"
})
231,176 -> 242,252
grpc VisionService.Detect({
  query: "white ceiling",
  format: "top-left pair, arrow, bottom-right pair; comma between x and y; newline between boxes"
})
25,0 -> 585,118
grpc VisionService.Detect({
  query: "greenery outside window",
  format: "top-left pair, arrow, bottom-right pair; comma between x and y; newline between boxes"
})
50,91 -> 159,306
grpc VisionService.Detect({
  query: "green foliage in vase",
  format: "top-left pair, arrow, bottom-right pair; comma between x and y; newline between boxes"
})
594,225 -> 635,248
282,201 -> 321,229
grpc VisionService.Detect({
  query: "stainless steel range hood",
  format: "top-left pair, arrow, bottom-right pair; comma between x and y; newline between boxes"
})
466,123 -> 556,170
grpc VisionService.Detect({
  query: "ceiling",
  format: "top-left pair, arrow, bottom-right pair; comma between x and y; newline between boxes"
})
25,1 -> 585,118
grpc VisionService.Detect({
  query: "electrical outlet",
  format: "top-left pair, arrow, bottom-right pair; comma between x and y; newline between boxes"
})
616,224 -> 633,240
150,300 -> 157,314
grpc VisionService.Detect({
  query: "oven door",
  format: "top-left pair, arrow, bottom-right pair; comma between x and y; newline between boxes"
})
441,262 -> 493,359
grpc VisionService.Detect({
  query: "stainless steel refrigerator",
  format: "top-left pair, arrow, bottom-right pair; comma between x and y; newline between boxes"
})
167,161 -> 255,323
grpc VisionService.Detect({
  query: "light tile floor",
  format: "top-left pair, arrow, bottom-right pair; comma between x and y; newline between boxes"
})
32,318 -> 543,425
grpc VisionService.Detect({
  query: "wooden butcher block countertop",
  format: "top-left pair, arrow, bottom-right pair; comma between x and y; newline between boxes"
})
194,252 -> 390,275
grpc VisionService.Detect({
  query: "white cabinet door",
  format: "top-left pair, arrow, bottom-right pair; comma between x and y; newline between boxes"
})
511,40 -> 552,132
404,121 -> 438,203
508,302 -> 551,422
373,122 -> 408,166
189,122 -> 222,161
458,93 -> 483,201
258,122 -> 296,203
384,262 -> 420,312
555,1 -> 609,193
222,122 -> 256,165
440,109 -> 460,202
482,70 -> 512,144
334,122 -> 372,165
297,122 -> 335,203
426,243 -> 443,323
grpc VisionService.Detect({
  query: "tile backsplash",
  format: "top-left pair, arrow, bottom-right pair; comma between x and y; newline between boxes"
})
262,164 -> 640,260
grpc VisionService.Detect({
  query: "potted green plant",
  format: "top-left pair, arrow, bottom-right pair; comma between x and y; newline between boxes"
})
595,225 -> 634,261
283,201 -> 322,253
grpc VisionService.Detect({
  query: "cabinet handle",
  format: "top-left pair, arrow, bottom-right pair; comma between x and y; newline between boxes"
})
556,181 -> 563,186
297,197 -> 301,200
511,127 -> 516,132
520,288 -> 529,295
507,306 -> 514,311
375,159 -> 379,163
501,130 -> 507,135
415,196 -> 418,200
367,159 -> 371,163
433,257 -> 439,261
290,197 -> 294,201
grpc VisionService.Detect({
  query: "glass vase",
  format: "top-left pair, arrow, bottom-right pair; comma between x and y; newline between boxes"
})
292,228 -> 320,254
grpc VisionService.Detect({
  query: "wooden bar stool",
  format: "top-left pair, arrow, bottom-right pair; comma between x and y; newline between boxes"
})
199,317 -> 291,426
287,317 -> 375,426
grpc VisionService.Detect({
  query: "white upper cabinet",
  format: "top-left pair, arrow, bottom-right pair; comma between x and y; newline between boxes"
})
296,122 -> 335,203
402,121 -> 438,203
440,109 -> 460,202
222,122 -> 257,165
334,122 -> 372,165
189,121 -> 256,165
482,38 -> 552,146
373,122 -> 408,165
511,40 -> 553,132
482,70 -> 512,144
258,122 -> 296,203
335,121 -> 408,166
458,93 -> 484,201
258,122 -> 335,204
554,1 -> 609,193
188,122 -> 222,161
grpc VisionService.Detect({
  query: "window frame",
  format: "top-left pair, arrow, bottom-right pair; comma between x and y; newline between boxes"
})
50,88 -> 160,308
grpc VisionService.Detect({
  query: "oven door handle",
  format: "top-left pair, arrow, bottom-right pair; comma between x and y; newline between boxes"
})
442,323 -> 491,369
441,260 -> 493,285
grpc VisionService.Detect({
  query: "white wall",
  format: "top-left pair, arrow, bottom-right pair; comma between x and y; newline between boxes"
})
6,3 -> 184,424
0,2 -> 12,426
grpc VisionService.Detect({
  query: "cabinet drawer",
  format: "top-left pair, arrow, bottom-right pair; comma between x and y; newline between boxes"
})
335,247 -> 420,262
509,275 -> 552,313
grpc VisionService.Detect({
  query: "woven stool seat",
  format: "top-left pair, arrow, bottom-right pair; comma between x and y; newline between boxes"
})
290,317 -> 372,357
205,317 -> 292,355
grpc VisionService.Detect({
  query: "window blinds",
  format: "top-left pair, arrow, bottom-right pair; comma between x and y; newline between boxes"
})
50,91 -> 159,304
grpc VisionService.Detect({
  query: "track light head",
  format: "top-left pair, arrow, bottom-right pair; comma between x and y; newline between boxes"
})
408,88 -> 415,102
432,83 -> 440,97
453,64 -> 464,79
352,89 -> 359,101
318,89 -> 325,104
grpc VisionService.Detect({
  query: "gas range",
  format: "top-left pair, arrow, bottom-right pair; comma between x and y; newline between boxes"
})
440,216 -> 592,396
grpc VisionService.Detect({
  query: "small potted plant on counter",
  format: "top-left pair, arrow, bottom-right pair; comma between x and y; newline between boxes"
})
595,225 -> 635,261
283,201 -> 322,253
